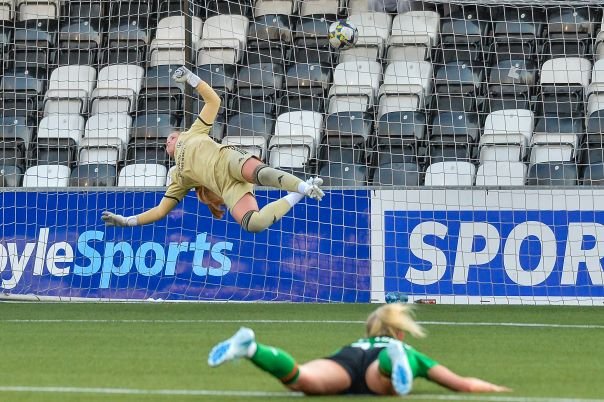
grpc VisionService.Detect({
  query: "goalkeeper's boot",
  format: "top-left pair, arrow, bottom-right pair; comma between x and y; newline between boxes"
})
208,327 -> 255,367
388,341 -> 413,396
304,177 -> 324,201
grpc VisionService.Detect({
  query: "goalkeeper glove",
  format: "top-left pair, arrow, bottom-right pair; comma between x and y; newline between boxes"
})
172,66 -> 202,88
102,211 -> 138,227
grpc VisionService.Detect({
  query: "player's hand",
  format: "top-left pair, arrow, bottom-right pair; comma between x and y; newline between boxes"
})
172,66 -> 192,83
101,211 -> 127,227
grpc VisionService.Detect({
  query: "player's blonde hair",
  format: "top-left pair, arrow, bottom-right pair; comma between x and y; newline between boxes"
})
366,303 -> 426,339
195,186 -> 225,219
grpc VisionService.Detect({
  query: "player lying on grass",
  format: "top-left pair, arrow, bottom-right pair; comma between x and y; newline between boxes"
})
102,66 -> 324,233
208,303 -> 510,396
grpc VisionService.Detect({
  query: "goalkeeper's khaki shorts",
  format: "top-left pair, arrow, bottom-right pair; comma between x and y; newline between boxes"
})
214,145 -> 258,210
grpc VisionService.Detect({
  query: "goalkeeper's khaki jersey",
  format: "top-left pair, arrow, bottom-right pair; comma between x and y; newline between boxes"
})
164,115 -> 254,209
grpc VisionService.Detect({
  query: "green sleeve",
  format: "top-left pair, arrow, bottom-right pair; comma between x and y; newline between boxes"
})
404,345 -> 438,379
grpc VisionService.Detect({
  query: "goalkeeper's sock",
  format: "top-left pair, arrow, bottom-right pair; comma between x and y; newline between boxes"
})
378,347 -> 393,376
241,195 -> 302,233
249,343 -> 300,385
253,165 -> 305,193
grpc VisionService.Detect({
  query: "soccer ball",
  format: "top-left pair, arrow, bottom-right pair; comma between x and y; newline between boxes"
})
328,20 -> 358,50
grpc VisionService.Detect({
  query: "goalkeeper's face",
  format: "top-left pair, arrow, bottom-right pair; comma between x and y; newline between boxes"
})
166,132 -> 180,157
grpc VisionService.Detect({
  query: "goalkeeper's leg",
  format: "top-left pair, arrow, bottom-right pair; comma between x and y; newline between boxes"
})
231,191 -> 304,233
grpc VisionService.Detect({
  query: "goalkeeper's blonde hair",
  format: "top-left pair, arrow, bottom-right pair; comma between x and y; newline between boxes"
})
366,303 -> 426,339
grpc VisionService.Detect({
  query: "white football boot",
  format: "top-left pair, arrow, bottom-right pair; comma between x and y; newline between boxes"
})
388,341 -> 413,395
208,327 -> 255,367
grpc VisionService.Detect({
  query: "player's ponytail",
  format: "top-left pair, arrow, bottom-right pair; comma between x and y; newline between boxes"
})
366,303 -> 426,339
195,186 -> 225,219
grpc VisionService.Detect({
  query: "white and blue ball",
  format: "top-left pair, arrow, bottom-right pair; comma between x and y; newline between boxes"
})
328,20 -> 358,50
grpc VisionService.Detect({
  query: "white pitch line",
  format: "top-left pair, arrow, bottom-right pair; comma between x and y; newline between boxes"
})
0,319 -> 603,329
0,386 -> 602,402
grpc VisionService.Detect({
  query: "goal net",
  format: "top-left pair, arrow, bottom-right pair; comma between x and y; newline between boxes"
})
0,0 -> 603,305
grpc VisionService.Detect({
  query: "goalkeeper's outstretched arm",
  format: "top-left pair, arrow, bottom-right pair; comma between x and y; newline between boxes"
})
172,66 -> 221,126
102,198 -> 178,227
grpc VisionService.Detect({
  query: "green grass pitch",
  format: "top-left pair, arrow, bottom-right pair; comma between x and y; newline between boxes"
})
0,303 -> 603,402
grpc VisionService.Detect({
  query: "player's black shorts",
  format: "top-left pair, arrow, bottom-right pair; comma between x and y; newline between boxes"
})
325,346 -> 384,395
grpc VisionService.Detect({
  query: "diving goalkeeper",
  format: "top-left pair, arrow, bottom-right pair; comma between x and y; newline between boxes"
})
208,303 -> 510,396
102,66 -> 324,233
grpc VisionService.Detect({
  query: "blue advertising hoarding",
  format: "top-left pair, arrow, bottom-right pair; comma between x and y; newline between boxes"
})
0,190 -> 371,302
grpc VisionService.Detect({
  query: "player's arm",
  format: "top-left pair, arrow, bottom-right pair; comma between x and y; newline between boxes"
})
172,66 -> 221,127
427,365 -> 511,393
101,198 -> 178,227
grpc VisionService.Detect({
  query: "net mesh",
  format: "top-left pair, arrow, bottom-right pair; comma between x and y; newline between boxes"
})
0,0 -> 603,304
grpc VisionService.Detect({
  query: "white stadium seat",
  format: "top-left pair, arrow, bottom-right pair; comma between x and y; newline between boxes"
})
377,61 -> 432,116
118,164 -> 168,187
197,15 -> 249,65
0,0 -> 14,21
90,65 -> 145,115
339,12 -> 392,62
475,162 -> 526,186
16,0 -> 59,20
254,0 -> 296,17
23,165 -> 70,187
149,16 -> 203,67
388,11 -> 440,62
38,114 -> 85,145
424,161 -> 476,186
479,109 -> 534,162
328,61 -> 382,114
269,111 -> 323,169
80,114 -> 131,164
222,135 -> 267,161
44,65 -> 97,115
298,0 -> 338,16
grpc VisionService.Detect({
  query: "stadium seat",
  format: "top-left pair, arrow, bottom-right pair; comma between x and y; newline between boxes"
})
44,65 -> 97,115
35,114 -> 85,166
429,111 -> 479,163
0,0 -> 14,21
585,110 -> 604,148
440,6 -> 491,65
223,113 -> 275,161
69,164 -> 117,187
490,7 -> 545,63
137,65 -> 185,116
526,162 -> 578,186
79,114 -> 131,165
530,115 -> 582,164
539,57 -> 591,117
131,113 -> 181,142
65,0 -> 106,23
387,10 -> 440,62
475,161 -> 526,186
117,164 -> 168,187
298,0 -> 338,18
0,114 -> 34,172
0,69 -> 46,119
487,59 -> 537,112
204,0 -> 253,20
246,14 -> 292,66
479,109 -> 534,162
253,0 -> 295,16
90,64 -> 145,115
16,0 -> 59,20
377,61 -> 432,117
542,7 -> 596,61
268,111 -> 323,174
165,165 -> 176,186
376,110 -> 425,164
434,61 -> 484,112
339,12 -> 392,63
586,59 -> 604,114
279,63 -> 330,114
56,20 -> 103,66
13,20 -> 57,75
236,63 -> 284,115
371,162 -> 421,186
108,0 -> 151,27
325,111 -> 373,146
100,21 -> 149,66
196,64 -> 237,93
22,165 -> 70,187
581,163 -> 604,185
424,161 -> 476,186
319,161 -> 368,186
328,61 -> 382,114
0,165 -> 23,187
126,140 -> 168,166
293,16 -> 335,66
197,15 -> 249,65
149,16 -> 203,67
